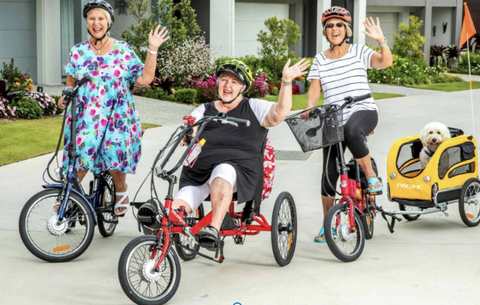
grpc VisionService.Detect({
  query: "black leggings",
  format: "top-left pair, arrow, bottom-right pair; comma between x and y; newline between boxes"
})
321,110 -> 378,197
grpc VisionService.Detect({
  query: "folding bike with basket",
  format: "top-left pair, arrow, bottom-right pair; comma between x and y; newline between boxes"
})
285,93 -> 381,262
384,127 -> 480,228
118,112 -> 297,305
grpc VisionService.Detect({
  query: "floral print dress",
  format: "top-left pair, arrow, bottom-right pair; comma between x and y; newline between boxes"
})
63,40 -> 144,174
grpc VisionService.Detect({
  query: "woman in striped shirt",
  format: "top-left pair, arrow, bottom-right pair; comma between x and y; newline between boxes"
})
302,6 -> 393,243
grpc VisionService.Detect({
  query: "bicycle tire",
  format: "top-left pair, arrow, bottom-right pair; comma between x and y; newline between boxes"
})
118,235 -> 181,305
98,175 -> 117,237
324,203 -> 365,262
19,188 -> 95,262
271,191 -> 297,266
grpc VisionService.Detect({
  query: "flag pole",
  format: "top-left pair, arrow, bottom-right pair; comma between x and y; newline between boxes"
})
467,30 -> 475,136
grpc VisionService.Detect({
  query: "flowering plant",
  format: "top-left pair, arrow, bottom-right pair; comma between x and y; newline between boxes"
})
0,96 -> 16,119
156,36 -> 216,86
247,71 -> 268,98
184,74 -> 217,104
27,92 -> 57,116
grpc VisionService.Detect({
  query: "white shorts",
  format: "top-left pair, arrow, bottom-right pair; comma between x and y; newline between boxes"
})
175,163 -> 237,211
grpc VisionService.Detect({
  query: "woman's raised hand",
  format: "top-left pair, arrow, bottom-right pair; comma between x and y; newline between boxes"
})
282,58 -> 310,82
363,17 -> 384,43
148,25 -> 170,51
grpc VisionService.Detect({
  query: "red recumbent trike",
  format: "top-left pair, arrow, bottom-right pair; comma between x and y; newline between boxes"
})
118,112 -> 297,305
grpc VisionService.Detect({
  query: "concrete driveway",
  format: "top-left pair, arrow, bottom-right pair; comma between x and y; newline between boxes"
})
1,88 -> 480,305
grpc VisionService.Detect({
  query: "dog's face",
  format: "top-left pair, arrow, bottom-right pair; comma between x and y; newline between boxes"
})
420,122 -> 451,152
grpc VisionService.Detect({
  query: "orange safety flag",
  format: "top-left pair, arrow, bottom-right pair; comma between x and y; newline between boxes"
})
459,2 -> 477,48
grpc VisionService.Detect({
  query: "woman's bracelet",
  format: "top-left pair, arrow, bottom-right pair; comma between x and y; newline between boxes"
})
282,78 -> 292,86
147,49 -> 157,55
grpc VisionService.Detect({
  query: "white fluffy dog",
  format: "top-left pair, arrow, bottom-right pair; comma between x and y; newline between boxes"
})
419,122 -> 451,170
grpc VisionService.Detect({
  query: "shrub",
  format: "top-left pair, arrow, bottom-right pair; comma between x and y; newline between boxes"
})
167,94 -> 177,101
367,54 -> 452,85
135,87 -> 168,100
0,96 -> 16,119
175,88 -> 196,104
12,97 -> 42,119
157,36 -> 216,85
445,45 -> 463,59
271,87 -> 279,96
27,92 -> 57,116
449,52 -> 480,75
268,83 -> 275,94
392,15 -> 426,58
257,16 -> 302,79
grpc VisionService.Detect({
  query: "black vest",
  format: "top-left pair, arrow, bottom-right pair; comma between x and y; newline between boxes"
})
180,98 -> 268,206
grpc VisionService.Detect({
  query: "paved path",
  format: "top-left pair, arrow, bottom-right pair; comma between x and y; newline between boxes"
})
2,88 -> 480,305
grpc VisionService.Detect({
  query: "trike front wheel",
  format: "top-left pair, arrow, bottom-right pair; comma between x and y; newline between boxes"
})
459,178 -> 480,227
18,188 -> 95,262
324,203 -> 365,262
271,191 -> 297,266
118,235 -> 181,305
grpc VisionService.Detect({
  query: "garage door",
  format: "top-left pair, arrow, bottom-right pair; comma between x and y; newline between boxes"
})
235,2 -> 289,57
364,12 -> 398,48
0,0 -> 37,81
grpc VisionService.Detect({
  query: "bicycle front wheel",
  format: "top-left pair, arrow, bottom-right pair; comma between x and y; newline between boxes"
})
324,203 -> 365,262
18,188 -> 95,262
118,235 -> 181,305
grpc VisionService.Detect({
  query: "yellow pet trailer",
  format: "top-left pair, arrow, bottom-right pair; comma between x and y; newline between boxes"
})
385,128 -> 480,227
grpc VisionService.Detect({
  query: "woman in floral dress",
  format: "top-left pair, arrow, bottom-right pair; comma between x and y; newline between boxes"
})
58,0 -> 169,216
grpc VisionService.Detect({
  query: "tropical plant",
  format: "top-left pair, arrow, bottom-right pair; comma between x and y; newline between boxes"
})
247,72 -> 268,98
27,92 -> 57,116
392,15 -> 426,58
445,45 -> 462,59
257,16 -> 302,79
430,45 -> 447,66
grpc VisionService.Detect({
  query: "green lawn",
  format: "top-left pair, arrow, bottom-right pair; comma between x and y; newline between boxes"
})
263,92 -> 404,110
0,118 -> 160,166
407,81 -> 480,92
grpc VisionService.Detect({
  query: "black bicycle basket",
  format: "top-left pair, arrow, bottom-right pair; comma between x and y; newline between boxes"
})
285,104 -> 344,152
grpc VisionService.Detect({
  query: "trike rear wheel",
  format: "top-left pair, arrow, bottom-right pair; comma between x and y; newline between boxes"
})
18,188 -> 95,262
459,178 -> 480,227
271,191 -> 297,266
325,203 -> 365,262
174,204 -> 204,261
118,235 -> 181,305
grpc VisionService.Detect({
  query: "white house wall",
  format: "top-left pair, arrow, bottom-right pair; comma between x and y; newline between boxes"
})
431,7 -> 453,46
0,0 -> 37,82
235,2 -> 289,57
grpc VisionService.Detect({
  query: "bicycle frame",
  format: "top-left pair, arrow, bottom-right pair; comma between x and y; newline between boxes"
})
145,113 -> 270,266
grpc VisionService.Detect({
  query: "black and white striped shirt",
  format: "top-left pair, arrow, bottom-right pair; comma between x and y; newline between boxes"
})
307,44 -> 377,125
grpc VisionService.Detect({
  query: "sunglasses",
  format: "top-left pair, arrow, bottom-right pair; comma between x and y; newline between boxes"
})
326,22 -> 345,29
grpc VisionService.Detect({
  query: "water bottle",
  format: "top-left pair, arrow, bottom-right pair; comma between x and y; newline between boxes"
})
183,138 -> 206,167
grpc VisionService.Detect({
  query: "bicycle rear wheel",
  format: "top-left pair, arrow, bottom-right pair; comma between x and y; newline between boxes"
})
98,175 -> 117,237
118,235 -> 181,305
324,203 -> 365,262
18,188 -> 95,262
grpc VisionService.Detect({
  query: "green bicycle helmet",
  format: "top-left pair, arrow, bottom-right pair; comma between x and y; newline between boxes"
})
216,60 -> 253,93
